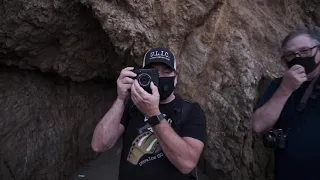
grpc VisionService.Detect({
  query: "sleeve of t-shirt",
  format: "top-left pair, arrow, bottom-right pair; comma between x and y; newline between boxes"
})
180,102 -> 207,144
254,78 -> 282,110
254,78 -> 283,128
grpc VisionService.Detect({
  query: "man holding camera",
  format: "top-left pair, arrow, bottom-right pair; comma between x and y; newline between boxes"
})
91,48 -> 207,180
251,28 -> 320,180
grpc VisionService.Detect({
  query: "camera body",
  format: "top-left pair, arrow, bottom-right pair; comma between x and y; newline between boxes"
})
132,68 -> 159,93
262,128 -> 287,149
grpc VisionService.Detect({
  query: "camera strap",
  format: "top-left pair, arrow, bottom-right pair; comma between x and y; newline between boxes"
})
287,74 -> 320,132
296,74 -> 320,112
170,99 -> 199,180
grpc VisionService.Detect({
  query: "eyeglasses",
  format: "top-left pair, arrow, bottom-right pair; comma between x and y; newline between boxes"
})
281,45 -> 319,61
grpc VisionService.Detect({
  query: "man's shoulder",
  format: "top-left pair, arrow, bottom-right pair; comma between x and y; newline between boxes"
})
174,96 -> 198,109
254,77 -> 283,110
169,96 -> 205,119
174,94 -> 197,104
180,98 -> 195,106
176,97 -> 204,116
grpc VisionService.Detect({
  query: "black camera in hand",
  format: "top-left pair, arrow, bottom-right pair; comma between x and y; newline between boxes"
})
132,68 -> 159,93
262,128 -> 287,149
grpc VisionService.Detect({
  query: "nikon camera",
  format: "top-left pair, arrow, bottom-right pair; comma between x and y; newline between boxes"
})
262,128 -> 287,149
132,68 -> 159,93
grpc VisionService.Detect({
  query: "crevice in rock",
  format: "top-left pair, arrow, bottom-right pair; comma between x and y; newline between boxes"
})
2,158 -> 16,180
0,62 -> 119,180
0,64 -> 118,87
180,0 -> 224,46
195,1 -> 224,30
0,0 -> 137,82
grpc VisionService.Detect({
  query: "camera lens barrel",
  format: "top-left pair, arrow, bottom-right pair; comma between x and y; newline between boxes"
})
138,73 -> 151,87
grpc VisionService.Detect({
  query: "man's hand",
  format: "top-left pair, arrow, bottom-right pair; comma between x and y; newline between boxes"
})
131,80 -> 160,117
116,67 -> 137,100
279,65 -> 307,94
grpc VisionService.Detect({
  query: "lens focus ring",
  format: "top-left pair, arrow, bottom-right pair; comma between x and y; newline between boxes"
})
138,73 -> 151,87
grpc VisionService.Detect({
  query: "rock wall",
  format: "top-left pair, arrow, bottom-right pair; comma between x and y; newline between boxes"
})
0,66 -> 117,180
0,0 -> 319,180
302,0 -> 320,25
0,0 -> 135,81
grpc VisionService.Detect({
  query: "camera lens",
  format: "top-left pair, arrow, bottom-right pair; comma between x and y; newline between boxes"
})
262,132 -> 277,148
138,73 -> 151,87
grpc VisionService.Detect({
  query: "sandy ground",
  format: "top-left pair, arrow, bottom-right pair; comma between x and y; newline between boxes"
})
71,139 -> 210,180
71,139 -> 122,180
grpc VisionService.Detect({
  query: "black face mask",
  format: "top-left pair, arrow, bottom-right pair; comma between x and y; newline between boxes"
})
286,51 -> 319,74
158,76 -> 175,100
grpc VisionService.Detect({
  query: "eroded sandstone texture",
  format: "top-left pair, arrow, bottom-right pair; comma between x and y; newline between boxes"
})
79,0 -> 317,180
0,0 -> 134,82
0,66 -> 117,180
0,0 -> 319,179
302,0 -> 320,26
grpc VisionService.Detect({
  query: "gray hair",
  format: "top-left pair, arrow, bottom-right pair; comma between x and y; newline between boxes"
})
311,38 -> 320,46
280,27 -> 320,53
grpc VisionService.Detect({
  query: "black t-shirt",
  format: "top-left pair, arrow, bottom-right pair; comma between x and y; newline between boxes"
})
118,96 -> 207,180
257,77 -> 320,180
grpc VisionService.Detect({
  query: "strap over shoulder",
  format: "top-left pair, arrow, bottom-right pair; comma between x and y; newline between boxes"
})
170,99 -> 194,129
181,100 -> 193,124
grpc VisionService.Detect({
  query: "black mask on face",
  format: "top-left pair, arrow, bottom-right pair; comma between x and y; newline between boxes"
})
286,50 -> 319,74
158,76 -> 175,100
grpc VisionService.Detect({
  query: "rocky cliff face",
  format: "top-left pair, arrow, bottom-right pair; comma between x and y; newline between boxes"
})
0,0 -> 319,180
0,0 -> 136,81
0,66 -> 118,180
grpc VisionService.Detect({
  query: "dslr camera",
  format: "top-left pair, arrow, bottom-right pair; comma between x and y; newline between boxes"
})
262,128 -> 287,149
132,68 -> 159,93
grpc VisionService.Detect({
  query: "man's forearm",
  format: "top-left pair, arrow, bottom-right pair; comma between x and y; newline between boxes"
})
252,87 -> 292,133
91,98 -> 126,152
152,120 -> 198,174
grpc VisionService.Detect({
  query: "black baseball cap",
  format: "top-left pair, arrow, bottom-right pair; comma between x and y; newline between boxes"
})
142,47 -> 176,71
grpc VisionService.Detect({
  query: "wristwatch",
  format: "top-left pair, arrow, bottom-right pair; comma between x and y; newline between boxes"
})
147,113 -> 165,126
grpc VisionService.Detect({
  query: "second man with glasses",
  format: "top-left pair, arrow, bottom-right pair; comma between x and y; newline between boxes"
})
251,28 -> 320,180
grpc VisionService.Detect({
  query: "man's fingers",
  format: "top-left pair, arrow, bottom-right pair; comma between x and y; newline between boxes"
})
301,77 -> 308,82
119,71 -> 137,80
292,66 -> 306,74
293,72 -> 307,83
122,77 -> 135,84
133,80 -> 149,100
121,84 -> 132,91
120,67 -> 135,74
131,82 -> 143,101
290,64 -> 304,71
133,80 -> 143,94
293,71 -> 306,78
131,82 -> 137,95
123,67 -> 135,71
150,82 -> 159,95
130,83 -> 138,101
119,68 -> 137,80
131,91 -> 137,104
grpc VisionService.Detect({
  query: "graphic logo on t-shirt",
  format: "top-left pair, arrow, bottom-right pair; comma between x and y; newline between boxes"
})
126,114 -> 172,166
